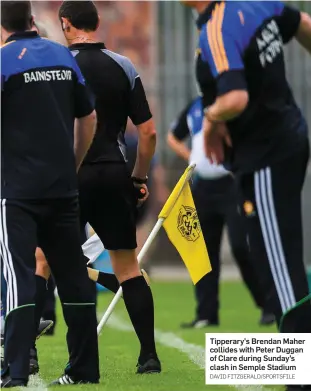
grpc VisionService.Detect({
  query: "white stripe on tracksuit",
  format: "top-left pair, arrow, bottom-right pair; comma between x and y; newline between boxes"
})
254,168 -> 296,314
0,199 -> 18,314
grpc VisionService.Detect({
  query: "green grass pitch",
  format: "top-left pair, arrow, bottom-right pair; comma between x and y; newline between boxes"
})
33,280 -> 285,391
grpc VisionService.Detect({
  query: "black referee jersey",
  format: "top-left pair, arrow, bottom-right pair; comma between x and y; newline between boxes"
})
69,43 -> 152,164
1,31 -> 93,199
69,42 -> 153,250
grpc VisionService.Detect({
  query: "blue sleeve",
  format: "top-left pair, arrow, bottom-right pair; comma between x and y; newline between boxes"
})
199,2 -> 247,95
199,3 -> 244,78
274,1 -> 285,15
170,101 -> 192,141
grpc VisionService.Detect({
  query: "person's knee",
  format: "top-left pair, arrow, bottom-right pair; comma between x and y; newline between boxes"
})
35,247 -> 50,280
109,249 -> 140,284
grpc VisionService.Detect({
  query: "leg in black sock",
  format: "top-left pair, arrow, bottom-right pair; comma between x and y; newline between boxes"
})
121,276 -> 157,361
28,275 -> 48,375
35,275 -> 48,333
87,266 -> 120,294
97,271 -> 119,293
42,275 -> 56,333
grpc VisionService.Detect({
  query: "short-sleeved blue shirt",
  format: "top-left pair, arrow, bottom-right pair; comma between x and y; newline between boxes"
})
1,31 -> 93,199
196,1 -> 308,173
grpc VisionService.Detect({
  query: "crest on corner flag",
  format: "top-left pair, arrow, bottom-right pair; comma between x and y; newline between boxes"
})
158,166 -> 212,284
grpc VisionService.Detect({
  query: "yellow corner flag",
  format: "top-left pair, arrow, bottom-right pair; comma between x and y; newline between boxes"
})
158,165 -> 212,284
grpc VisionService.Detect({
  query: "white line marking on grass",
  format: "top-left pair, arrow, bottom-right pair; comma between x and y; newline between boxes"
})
27,374 -> 48,391
106,313 -> 274,391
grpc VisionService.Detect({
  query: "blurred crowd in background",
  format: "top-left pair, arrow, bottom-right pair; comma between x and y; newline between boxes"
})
32,1 -> 311,274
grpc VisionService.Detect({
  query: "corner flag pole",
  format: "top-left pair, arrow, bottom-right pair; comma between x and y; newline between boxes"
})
97,164 -> 196,335
97,218 -> 163,335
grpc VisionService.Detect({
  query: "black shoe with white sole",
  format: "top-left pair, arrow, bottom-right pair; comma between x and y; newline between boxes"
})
49,374 -> 97,386
136,354 -> 161,374
0,376 -> 27,388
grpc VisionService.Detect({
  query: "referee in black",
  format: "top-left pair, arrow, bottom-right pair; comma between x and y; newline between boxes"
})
58,1 -> 161,375
185,2 -> 311,390
1,1 -> 99,387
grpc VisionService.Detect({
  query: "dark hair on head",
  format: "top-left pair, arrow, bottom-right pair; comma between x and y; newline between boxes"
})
1,1 -> 32,32
59,1 -> 99,32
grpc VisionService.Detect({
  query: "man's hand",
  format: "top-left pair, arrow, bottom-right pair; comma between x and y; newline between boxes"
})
133,182 -> 149,207
203,118 -> 232,164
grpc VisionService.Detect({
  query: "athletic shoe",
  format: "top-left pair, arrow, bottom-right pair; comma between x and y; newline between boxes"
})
0,376 -> 27,388
136,354 -> 161,374
259,310 -> 275,325
180,319 -> 219,329
286,386 -> 311,391
41,312 -> 56,336
49,374 -> 95,385
37,320 -> 54,339
1,321 -> 51,375
29,347 -> 39,375
42,325 -> 55,336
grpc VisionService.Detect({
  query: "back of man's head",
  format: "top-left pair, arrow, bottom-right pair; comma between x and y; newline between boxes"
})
59,1 -> 99,32
1,1 -> 32,32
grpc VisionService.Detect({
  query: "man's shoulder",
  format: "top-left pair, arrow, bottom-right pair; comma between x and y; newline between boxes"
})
198,2 -> 242,47
1,40 -> 18,51
199,1 -> 285,52
102,49 -> 133,66
1,39 -> 24,58
102,49 -> 139,88
1,38 -> 70,65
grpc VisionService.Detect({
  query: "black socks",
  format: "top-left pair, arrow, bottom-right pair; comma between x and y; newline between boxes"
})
121,276 -> 157,361
35,275 -> 48,333
97,271 -> 119,294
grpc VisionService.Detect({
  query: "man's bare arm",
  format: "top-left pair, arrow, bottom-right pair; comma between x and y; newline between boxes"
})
132,118 -> 156,179
74,110 -> 97,171
295,12 -> 311,54
167,132 -> 190,162
205,90 -> 249,123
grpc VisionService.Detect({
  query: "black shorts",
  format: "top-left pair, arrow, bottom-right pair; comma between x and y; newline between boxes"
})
78,162 -> 137,250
